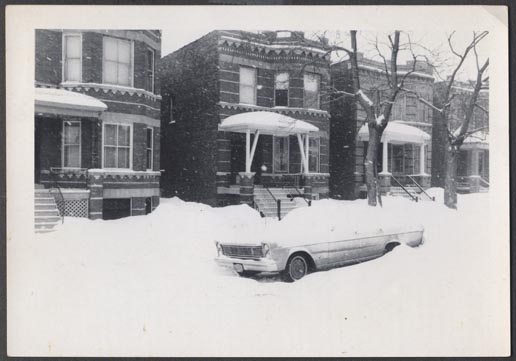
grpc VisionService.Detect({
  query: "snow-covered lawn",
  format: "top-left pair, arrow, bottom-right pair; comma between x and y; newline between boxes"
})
8,189 -> 508,356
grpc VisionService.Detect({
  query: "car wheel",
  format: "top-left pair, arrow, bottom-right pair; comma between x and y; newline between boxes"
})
283,254 -> 308,282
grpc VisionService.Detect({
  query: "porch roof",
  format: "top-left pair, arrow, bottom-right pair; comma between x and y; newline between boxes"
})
219,111 -> 319,136
462,132 -> 489,150
357,121 -> 431,144
35,87 -> 107,117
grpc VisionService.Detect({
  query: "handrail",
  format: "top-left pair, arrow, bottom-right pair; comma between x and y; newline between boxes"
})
479,177 -> 490,187
49,169 -> 65,224
265,186 -> 282,220
291,186 -> 312,206
391,175 -> 418,202
407,175 -> 435,201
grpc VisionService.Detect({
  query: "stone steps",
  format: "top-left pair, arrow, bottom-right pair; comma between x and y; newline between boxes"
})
254,187 -> 306,219
34,187 -> 62,233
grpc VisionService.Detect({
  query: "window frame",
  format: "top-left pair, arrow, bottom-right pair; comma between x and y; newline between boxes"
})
62,32 -> 83,83
146,127 -> 153,170
61,120 -> 82,169
239,66 -> 257,105
274,71 -> 290,107
144,47 -> 155,93
272,135 -> 290,173
102,36 -> 134,87
303,72 -> 321,109
102,123 -> 133,170
308,137 -> 321,173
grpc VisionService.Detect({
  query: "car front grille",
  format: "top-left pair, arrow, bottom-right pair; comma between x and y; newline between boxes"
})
221,245 -> 263,259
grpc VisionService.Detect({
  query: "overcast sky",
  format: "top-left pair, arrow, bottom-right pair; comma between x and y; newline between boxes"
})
161,29 -> 489,82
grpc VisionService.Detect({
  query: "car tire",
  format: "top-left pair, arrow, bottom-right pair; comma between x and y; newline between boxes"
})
282,254 -> 308,282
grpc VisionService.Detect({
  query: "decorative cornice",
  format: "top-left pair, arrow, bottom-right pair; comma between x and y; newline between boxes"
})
60,82 -> 161,102
218,101 -> 330,118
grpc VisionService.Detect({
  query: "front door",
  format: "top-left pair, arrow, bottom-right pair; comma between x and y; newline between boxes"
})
34,118 -> 42,184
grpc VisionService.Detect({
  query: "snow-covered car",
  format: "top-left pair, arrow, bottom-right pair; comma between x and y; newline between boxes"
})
214,224 -> 424,282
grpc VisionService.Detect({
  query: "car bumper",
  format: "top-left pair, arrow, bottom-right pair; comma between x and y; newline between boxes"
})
214,255 -> 281,273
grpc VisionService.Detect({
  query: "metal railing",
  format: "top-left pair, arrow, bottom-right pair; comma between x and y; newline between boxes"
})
479,177 -> 490,188
407,175 -> 435,201
288,186 -> 312,207
391,175 -> 418,202
49,168 -> 65,224
265,187 -> 282,220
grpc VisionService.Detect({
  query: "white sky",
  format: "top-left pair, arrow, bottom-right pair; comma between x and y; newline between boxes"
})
161,29 -> 489,82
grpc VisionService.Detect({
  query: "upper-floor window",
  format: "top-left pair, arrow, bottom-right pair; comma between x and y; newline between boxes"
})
144,48 -> 155,92
239,66 -> 256,105
146,127 -> 153,170
274,72 -> 289,107
392,95 -> 406,120
63,33 -> 82,82
304,73 -> 320,109
103,37 -> 133,87
62,121 -> 81,168
103,123 -> 131,169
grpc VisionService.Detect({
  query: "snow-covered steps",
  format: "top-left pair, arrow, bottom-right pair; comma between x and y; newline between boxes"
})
389,186 -> 434,202
254,187 -> 307,219
35,188 -> 62,233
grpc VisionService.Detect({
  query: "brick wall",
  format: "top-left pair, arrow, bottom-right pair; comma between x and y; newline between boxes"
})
35,30 -> 62,85
159,32 -> 220,205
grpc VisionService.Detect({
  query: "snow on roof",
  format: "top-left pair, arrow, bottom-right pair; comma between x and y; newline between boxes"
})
463,132 -> 489,145
357,121 -> 431,144
219,111 -> 319,135
35,87 -> 107,112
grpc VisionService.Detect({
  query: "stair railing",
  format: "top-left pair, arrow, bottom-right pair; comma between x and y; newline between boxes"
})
391,175 -> 418,202
407,175 -> 435,201
290,186 -> 312,206
265,187 -> 282,220
49,168 -> 65,224
479,177 -> 490,188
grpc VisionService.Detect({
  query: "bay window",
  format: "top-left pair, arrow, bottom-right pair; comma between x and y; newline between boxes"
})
62,121 -> 81,168
103,124 -> 131,169
103,36 -> 133,87
63,33 -> 82,82
239,66 -> 257,105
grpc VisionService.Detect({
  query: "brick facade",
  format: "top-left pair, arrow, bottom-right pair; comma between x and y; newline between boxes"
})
159,30 -> 331,206
35,29 -> 162,220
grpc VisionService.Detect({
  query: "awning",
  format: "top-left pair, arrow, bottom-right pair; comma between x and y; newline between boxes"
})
462,132 -> 489,150
357,121 -> 430,144
219,111 -> 319,136
35,87 -> 107,118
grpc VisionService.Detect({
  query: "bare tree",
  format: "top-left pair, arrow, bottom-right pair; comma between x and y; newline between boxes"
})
403,31 -> 489,209
329,31 -> 418,206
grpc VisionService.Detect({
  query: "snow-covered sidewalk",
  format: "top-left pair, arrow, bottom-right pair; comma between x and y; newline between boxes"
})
7,189 -> 508,356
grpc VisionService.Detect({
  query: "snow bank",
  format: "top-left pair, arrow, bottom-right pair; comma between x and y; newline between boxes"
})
8,191 -> 508,357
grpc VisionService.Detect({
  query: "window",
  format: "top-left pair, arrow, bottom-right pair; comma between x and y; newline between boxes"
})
168,96 -> 175,124
103,124 -> 131,169
274,72 -> 289,107
308,137 -> 320,173
103,36 -> 133,86
392,96 -> 405,120
273,136 -> 289,173
146,127 -> 153,170
62,121 -> 81,168
413,144 -> 421,174
144,48 -> 155,92
304,73 -> 320,109
63,34 -> 82,82
389,144 -> 405,174
239,66 -> 257,105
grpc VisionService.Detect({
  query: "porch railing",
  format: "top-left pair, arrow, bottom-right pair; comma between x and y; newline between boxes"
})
479,177 -> 490,188
407,175 -> 435,201
391,175 -> 418,202
49,168 -> 66,224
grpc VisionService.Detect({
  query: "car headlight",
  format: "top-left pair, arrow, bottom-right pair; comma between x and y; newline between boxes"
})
261,242 -> 271,258
215,241 -> 223,256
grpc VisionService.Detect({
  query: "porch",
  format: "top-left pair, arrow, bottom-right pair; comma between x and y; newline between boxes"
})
457,133 -> 489,193
217,111 -> 327,217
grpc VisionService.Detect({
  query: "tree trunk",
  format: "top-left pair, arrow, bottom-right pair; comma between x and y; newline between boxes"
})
365,124 -> 380,206
444,146 -> 458,209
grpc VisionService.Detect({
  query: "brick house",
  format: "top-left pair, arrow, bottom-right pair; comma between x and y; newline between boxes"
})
432,80 -> 489,193
159,30 -> 331,217
330,54 -> 434,199
34,29 -> 161,229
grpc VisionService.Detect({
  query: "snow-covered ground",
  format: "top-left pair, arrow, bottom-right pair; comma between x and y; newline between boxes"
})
8,189 -> 509,357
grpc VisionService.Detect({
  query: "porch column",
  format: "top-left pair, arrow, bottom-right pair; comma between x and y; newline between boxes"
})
87,170 -> 104,220
469,149 -> 481,192
420,143 -> 426,174
245,129 -> 251,173
382,139 -> 389,174
304,133 -> 310,174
